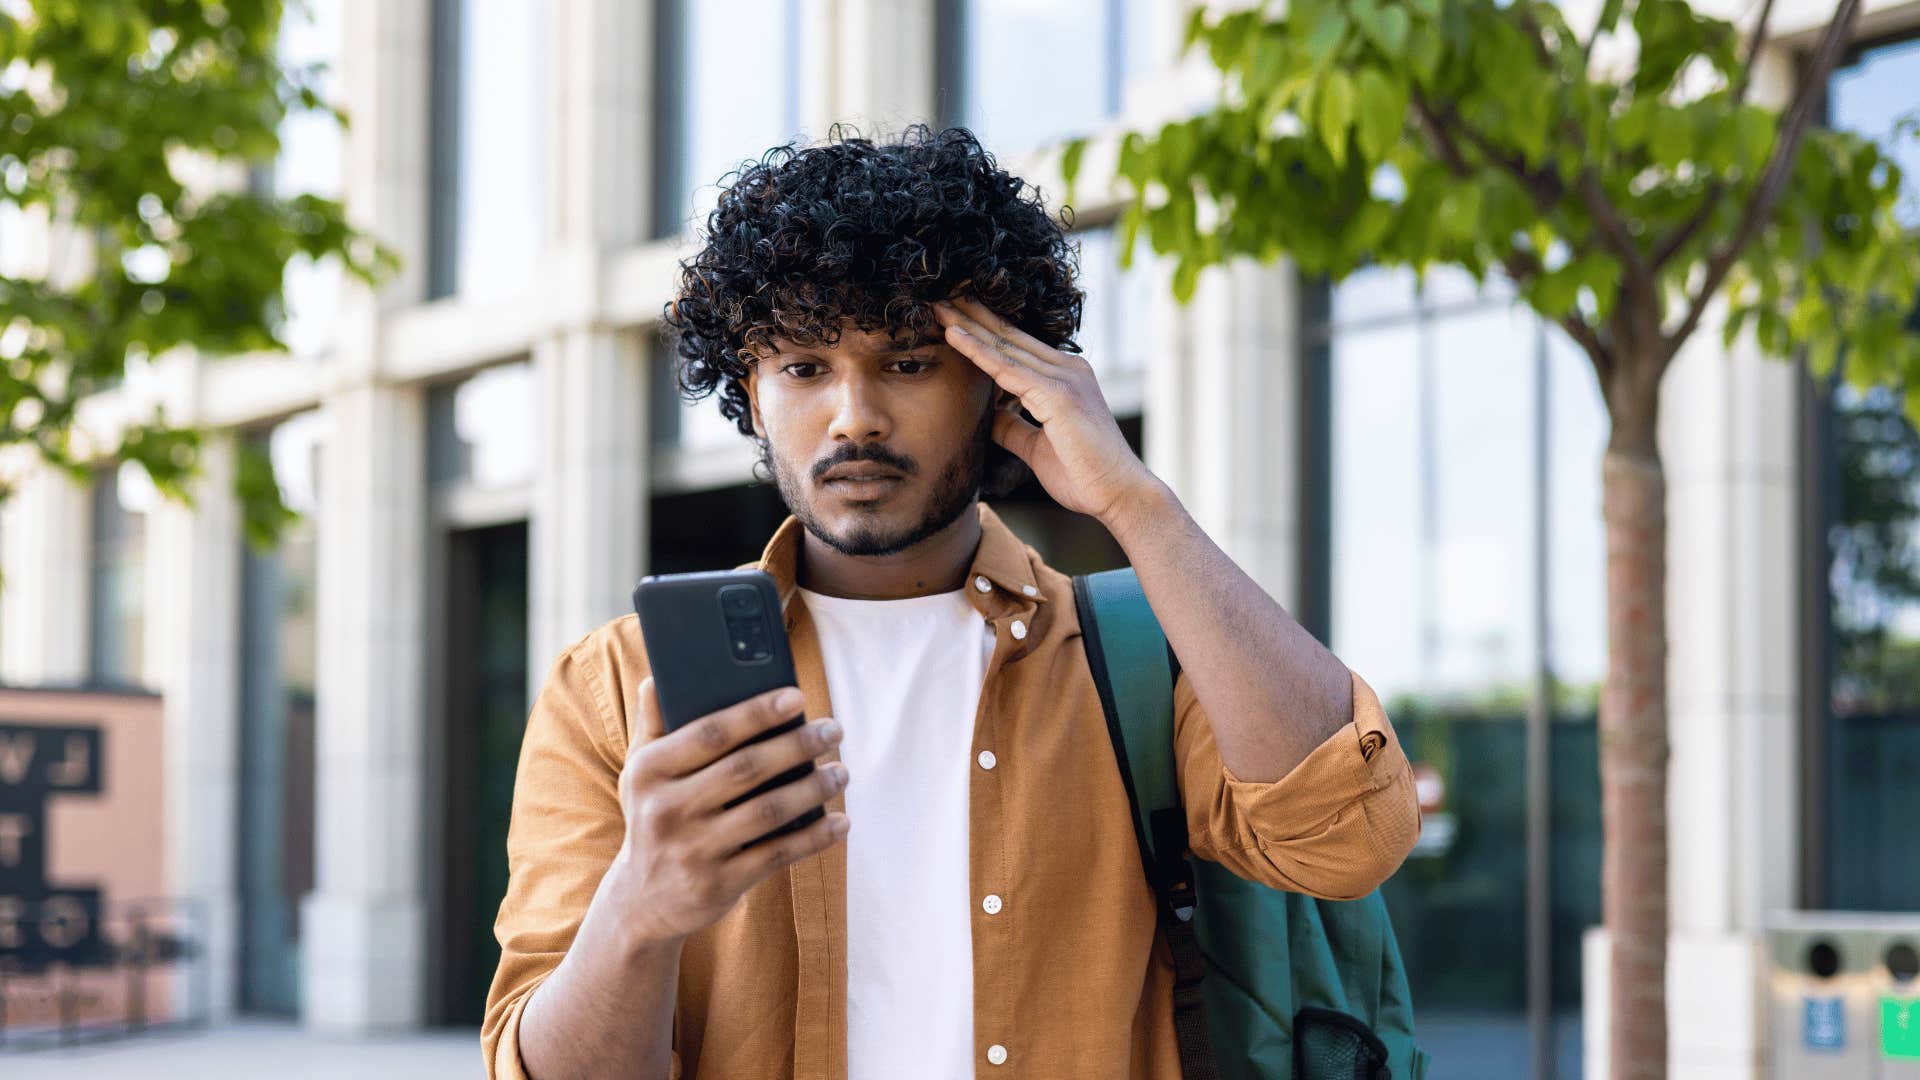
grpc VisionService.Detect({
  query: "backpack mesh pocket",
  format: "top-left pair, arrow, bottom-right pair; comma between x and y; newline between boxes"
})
1294,1006 -> 1392,1080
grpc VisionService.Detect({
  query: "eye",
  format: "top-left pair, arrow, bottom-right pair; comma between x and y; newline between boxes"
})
779,360 -> 822,380
889,355 -> 938,375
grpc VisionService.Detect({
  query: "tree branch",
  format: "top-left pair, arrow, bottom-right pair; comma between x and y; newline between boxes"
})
1731,0 -> 1778,106
1665,0 -> 1862,357
1650,0 -> 1775,271
1412,93 -> 1613,374
1649,181 -> 1726,269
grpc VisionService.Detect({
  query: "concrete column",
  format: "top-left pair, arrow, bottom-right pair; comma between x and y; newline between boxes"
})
303,381 -> 430,1032
300,0 -> 433,1033
555,0 -> 648,249
1151,259 -> 1303,610
0,466 -> 91,685
832,0 -> 939,131
527,0 -> 652,683
528,329 -> 649,688
1582,312 -> 1802,1080
144,435 -> 244,1019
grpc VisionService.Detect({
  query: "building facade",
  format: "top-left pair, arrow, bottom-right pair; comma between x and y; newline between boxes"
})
1,1 -> 1917,1077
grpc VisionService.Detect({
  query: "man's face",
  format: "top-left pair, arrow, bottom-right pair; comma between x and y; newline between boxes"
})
745,319 -> 1004,558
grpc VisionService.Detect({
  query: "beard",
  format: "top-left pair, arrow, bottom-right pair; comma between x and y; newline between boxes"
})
765,404 -> 994,558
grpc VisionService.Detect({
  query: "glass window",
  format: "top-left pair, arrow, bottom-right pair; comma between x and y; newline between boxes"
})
429,361 -> 538,491
653,0 -> 805,239
274,0 -> 343,356
87,463 -> 154,687
1315,274 -> 1606,1073
429,0 -> 549,300
1811,33 -> 1920,911
238,411 -> 324,1016
1074,226 -> 1156,390
1831,35 -> 1920,227
943,0 -> 1160,151
650,348 -> 752,453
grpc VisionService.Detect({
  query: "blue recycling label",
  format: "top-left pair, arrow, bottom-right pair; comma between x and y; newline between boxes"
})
1805,996 -> 1846,1051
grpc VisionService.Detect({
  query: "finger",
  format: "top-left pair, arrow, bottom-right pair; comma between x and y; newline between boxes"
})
935,302 -> 1052,372
945,297 -> 1072,367
633,684 -> 806,780
944,321 -> 1045,399
992,407 -> 1045,461
684,714 -> 842,816
716,807 -> 850,891
705,759 -> 848,856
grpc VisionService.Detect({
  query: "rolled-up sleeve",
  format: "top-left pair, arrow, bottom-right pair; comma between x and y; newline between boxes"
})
1175,665 -> 1420,900
480,635 -> 684,1080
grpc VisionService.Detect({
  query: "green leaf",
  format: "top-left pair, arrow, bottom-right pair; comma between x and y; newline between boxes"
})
1446,184 -> 1486,237
1303,4 -> 1349,64
1355,68 -> 1407,163
1353,0 -> 1410,57
1807,335 -> 1839,379
1061,137 -> 1088,198
1649,107 -> 1692,167
1181,5 -> 1208,55
1318,68 -> 1357,165
1172,257 -> 1201,304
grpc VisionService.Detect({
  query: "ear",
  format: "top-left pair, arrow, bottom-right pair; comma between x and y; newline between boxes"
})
745,365 -> 767,438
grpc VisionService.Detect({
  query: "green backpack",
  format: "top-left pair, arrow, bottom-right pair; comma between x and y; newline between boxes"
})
1072,568 -> 1430,1080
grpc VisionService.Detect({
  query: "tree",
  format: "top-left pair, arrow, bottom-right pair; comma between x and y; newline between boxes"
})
0,0 -> 390,545
1065,1 -> 1920,1076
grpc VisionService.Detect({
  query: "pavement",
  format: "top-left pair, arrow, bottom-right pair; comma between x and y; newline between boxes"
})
0,1019 -> 484,1079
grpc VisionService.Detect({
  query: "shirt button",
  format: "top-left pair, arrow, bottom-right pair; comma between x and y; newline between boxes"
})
982,894 -> 1003,915
1022,584 -> 1038,597
978,749 -> 996,770
1010,619 -> 1027,641
987,1044 -> 1008,1065
974,575 -> 992,593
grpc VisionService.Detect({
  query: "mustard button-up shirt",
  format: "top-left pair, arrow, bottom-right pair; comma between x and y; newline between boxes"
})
484,502 -> 1420,1079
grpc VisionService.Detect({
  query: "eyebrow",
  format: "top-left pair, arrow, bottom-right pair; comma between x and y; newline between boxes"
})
764,332 -> 944,355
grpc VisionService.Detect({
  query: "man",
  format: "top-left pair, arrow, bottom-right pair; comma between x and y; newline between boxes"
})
483,125 -> 1419,1080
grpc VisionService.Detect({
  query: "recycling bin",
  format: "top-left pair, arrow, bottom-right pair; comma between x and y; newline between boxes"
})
1769,913 -> 1920,1079
1880,936 -> 1920,1079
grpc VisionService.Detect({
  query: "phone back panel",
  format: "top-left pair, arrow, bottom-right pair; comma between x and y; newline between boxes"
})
632,569 -> 798,732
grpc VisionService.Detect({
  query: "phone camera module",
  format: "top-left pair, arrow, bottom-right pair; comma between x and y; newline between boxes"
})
720,587 -> 773,663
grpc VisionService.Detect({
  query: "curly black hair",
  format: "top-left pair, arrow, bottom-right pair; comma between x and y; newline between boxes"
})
660,124 -> 1085,495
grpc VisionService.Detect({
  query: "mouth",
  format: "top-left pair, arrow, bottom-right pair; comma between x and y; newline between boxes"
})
822,473 -> 905,497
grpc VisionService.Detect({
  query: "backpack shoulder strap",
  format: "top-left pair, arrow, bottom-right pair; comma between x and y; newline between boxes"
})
1074,568 -> 1218,1080
1073,568 -> 1176,872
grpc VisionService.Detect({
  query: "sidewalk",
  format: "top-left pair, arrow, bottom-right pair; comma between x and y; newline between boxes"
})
1,1019 -> 483,1079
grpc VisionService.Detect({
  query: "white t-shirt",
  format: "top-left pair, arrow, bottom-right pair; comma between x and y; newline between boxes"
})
796,585 -> 996,1080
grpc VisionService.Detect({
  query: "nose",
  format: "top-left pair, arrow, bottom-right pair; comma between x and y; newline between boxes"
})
825,372 -> 891,446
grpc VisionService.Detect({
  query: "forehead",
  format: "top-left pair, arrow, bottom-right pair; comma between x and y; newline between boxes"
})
763,318 -> 940,355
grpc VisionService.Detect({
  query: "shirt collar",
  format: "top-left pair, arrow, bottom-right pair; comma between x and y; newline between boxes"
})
751,500 -> 1047,619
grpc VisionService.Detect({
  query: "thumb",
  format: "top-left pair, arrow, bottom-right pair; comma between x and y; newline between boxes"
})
630,675 -> 666,761
992,407 -> 1044,462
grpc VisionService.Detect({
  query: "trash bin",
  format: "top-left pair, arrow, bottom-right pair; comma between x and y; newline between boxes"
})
1769,913 -> 1920,1080
1879,935 -> 1920,1078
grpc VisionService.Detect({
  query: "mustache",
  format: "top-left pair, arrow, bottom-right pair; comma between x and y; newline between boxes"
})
810,442 -> 919,482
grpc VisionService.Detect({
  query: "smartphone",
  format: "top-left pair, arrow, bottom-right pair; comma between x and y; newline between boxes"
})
632,569 -> 823,850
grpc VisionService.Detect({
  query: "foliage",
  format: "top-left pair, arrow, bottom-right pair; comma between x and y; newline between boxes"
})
0,0 -> 393,545
1828,370 -> 1920,713
1065,0 -> 1920,412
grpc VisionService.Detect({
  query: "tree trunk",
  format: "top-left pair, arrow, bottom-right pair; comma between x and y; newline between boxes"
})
1602,411 -> 1670,1080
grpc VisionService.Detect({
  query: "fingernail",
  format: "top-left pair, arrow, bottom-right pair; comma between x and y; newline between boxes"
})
948,324 -> 970,338
819,718 -> 842,741
777,688 -> 804,713
828,763 -> 849,786
831,815 -> 851,838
